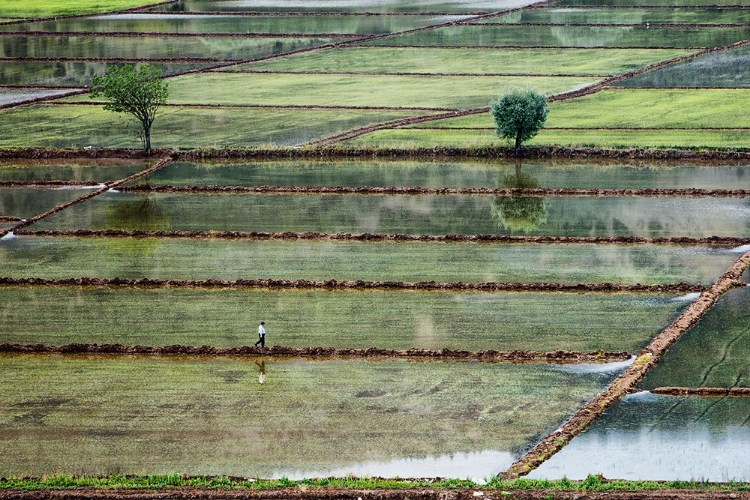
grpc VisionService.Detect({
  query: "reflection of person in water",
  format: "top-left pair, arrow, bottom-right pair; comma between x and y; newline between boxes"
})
255,360 -> 266,385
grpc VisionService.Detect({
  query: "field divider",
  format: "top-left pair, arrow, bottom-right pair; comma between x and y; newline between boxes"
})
0,180 -> 108,187
467,22 -> 750,28
0,276 -> 703,294
651,386 -> 750,396
215,70 -> 610,78
14,229 -> 750,247
0,156 -> 173,239
0,31 -> 366,39
0,343 -> 630,364
120,184 -> 750,198
501,249 -> 750,479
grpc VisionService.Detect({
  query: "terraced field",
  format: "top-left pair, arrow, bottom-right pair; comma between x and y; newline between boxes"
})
1,0 -> 750,489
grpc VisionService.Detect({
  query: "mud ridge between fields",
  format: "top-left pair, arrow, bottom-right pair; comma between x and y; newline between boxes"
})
468,22 -> 750,27
5,488 -> 748,500
0,157 -> 173,239
218,69 -> 609,78
501,249 -> 750,479
0,276 -> 703,293
0,343 -> 630,363
17,229 -> 750,247
0,180 -> 106,187
6,147 -> 750,161
121,184 -> 750,198
652,386 -> 750,396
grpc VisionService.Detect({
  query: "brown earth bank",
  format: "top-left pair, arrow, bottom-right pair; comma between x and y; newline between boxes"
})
470,22 -> 750,27
17,229 -> 750,248
652,387 -> 750,396
501,251 -> 750,479
4,147 -> 750,161
0,276 -> 705,293
121,185 -> 750,198
1,488 -> 750,500
0,343 -> 630,363
0,180 -> 104,187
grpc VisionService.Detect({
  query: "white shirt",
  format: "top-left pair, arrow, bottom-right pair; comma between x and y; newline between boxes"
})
258,325 -> 266,336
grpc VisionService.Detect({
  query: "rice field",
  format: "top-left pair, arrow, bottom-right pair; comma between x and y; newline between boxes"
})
1,0 -> 750,487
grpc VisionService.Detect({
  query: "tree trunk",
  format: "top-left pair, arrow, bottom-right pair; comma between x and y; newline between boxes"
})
514,132 -> 522,157
143,124 -> 152,156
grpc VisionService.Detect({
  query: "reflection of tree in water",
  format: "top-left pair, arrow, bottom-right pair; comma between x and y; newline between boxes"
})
491,163 -> 548,234
95,194 -> 171,257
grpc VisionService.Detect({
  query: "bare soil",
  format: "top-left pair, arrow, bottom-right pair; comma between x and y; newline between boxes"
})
17,229 -> 749,248
0,276 -> 705,293
0,343 -> 630,363
652,387 -> 750,396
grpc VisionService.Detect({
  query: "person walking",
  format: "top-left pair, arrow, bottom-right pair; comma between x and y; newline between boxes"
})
255,321 -> 267,347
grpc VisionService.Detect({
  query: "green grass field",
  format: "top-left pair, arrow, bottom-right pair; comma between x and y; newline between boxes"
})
0,0 -> 154,18
236,47 -> 693,76
0,236 -> 737,285
0,354 -> 617,478
0,105 -> 424,148
156,73 -> 596,109
0,286 -> 687,352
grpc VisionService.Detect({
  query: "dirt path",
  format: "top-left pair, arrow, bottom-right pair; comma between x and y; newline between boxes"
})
0,343 -> 630,363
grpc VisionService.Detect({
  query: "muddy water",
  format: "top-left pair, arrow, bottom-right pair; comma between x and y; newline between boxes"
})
133,160 -> 750,190
0,354 -> 623,479
0,88 -> 78,105
529,391 -> 750,481
30,191 -> 750,238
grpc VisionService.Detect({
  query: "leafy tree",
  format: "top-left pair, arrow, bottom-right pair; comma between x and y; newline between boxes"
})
90,64 -> 169,156
490,87 -> 548,156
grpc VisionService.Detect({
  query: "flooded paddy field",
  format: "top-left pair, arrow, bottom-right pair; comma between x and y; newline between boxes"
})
0,186 -> 93,219
0,35 -> 339,61
0,13 -> 466,35
27,190 -> 750,238
0,61 -> 216,87
147,0 -> 543,14
529,391 -> 750,481
2,0 -> 750,486
0,286 -> 688,352
639,286 -> 750,389
0,158 -> 150,183
0,235 -> 737,285
364,25 -> 750,48
484,7 -> 750,25
228,47 -> 692,75
132,159 -> 750,190
0,353 -> 622,479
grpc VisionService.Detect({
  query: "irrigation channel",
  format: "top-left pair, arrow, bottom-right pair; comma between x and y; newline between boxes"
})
4,0 -> 750,486
1,154 -> 750,482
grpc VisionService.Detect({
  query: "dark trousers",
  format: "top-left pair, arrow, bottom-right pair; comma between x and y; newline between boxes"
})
255,335 -> 265,347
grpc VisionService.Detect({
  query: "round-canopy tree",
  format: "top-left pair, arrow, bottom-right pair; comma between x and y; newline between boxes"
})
490,87 -> 548,156
90,63 -> 169,156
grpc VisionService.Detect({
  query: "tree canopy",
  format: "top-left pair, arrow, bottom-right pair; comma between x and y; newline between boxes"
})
90,64 -> 169,156
490,87 -> 548,156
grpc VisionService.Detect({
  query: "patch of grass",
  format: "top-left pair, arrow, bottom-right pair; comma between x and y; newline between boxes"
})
0,354 -> 613,478
0,236 -> 736,285
1,474 -> 747,491
0,286 -> 688,352
0,0 -> 155,18
0,104 -> 422,148
236,47 -> 693,76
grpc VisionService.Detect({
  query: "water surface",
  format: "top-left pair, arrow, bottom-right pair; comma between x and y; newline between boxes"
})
530,392 -> 750,481
0,354 -> 620,479
0,236 -> 737,285
0,187 -> 92,219
0,159 -> 148,183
